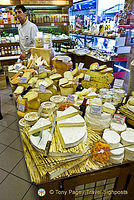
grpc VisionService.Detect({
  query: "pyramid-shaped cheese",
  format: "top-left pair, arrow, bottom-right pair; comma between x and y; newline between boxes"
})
57,114 -> 85,127
28,118 -> 51,135
57,125 -> 86,148
56,106 -> 79,121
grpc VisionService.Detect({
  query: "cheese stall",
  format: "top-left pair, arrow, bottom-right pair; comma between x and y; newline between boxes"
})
7,40 -> 134,200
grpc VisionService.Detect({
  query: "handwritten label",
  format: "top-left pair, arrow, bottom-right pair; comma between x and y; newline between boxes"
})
67,94 -> 75,103
78,62 -> 84,70
113,114 -> 126,124
114,79 -> 124,88
40,84 -> 46,93
18,103 -> 25,112
39,65 -> 45,73
84,74 -> 90,81
20,77 -> 27,83
90,104 -> 102,115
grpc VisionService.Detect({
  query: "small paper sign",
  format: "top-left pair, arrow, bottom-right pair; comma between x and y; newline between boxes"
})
15,65 -> 19,71
18,103 -> 25,112
64,23 -> 67,26
38,106 -> 43,116
67,94 -> 75,103
12,24 -> 15,28
114,79 -> 124,88
39,65 -> 45,73
90,104 -> 102,115
78,62 -> 84,70
113,114 -> 126,124
20,77 -> 27,83
40,84 -> 46,93
84,74 -> 90,81
51,23 -> 55,26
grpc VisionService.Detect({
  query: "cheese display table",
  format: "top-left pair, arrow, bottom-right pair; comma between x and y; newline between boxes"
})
8,52 -> 134,200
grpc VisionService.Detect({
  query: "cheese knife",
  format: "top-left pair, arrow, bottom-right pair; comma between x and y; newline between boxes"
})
43,115 -> 56,158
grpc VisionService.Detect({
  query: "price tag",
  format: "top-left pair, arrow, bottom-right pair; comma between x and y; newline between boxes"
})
40,84 -> 46,93
38,106 -> 43,116
51,23 -> 55,26
67,94 -> 75,103
39,65 -> 45,73
18,103 -> 25,112
114,79 -> 124,88
12,24 -> 15,28
84,74 -> 90,81
78,62 -> 84,70
90,104 -> 102,115
15,65 -> 19,71
64,23 -> 67,26
20,77 -> 27,83
113,114 -> 126,125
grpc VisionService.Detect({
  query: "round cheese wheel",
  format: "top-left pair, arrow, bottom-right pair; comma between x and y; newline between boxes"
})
110,122 -> 127,134
111,143 -> 124,156
121,130 -> 134,146
103,130 -> 120,148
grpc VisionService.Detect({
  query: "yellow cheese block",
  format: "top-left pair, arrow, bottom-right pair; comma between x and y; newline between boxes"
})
17,98 -> 26,109
64,71 -> 73,81
71,66 -> 79,76
81,80 -> 110,89
90,62 -> 99,70
47,85 -> 57,95
22,71 -> 31,82
26,99 -> 40,110
28,77 -> 38,87
38,90 -> 53,102
60,86 -> 74,96
86,71 -> 113,84
38,72 -> 47,79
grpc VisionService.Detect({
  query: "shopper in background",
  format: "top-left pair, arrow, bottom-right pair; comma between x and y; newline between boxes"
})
15,5 -> 38,61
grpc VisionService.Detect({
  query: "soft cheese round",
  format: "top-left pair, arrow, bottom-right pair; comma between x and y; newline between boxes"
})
110,155 -> 124,164
103,130 -> 120,148
111,143 -> 124,156
121,130 -> 134,145
110,122 -> 127,134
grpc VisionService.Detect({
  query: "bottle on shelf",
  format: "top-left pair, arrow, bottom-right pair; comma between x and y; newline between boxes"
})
76,78 -> 84,92
79,98 -> 87,118
1,47 -> 5,56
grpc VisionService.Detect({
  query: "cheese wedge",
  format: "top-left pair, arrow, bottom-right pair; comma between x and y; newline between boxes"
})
28,118 -> 52,135
49,73 -> 62,80
14,86 -> 24,95
23,91 -> 38,102
35,78 -> 53,88
59,78 -> 68,86
57,114 -> 85,127
56,106 -> 79,121
71,66 -> 78,76
90,62 -> 99,70
57,124 -> 86,148
64,71 -> 73,81
103,102 -> 116,115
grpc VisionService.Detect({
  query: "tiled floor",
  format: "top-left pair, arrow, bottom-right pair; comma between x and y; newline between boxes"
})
0,86 -> 40,200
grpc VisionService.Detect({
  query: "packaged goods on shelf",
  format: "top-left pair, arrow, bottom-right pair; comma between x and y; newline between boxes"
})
35,32 -> 44,48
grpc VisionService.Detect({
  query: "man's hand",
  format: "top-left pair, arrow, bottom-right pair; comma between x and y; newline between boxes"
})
20,53 -> 27,61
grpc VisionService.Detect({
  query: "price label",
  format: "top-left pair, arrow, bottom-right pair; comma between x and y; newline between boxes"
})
113,114 -> 126,124
18,103 -> 25,112
51,23 -> 55,26
38,106 -> 43,116
20,77 -> 27,83
90,104 -> 102,115
84,74 -> 90,81
12,24 -> 15,28
114,79 -> 124,88
67,94 -> 75,103
40,84 -> 46,93
78,62 -> 84,70
39,65 -> 45,73
64,23 -> 67,26
15,65 -> 19,71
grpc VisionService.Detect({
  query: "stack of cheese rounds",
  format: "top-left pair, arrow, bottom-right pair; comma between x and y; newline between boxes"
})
121,128 -> 134,161
110,121 -> 127,134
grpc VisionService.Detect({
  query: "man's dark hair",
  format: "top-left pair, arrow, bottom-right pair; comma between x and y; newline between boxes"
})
15,5 -> 27,13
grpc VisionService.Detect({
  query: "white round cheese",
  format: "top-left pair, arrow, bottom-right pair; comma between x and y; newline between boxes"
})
103,130 -> 120,148
121,130 -> 134,146
110,154 -> 124,164
111,143 -> 124,156
110,122 -> 127,134
125,154 -> 134,161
